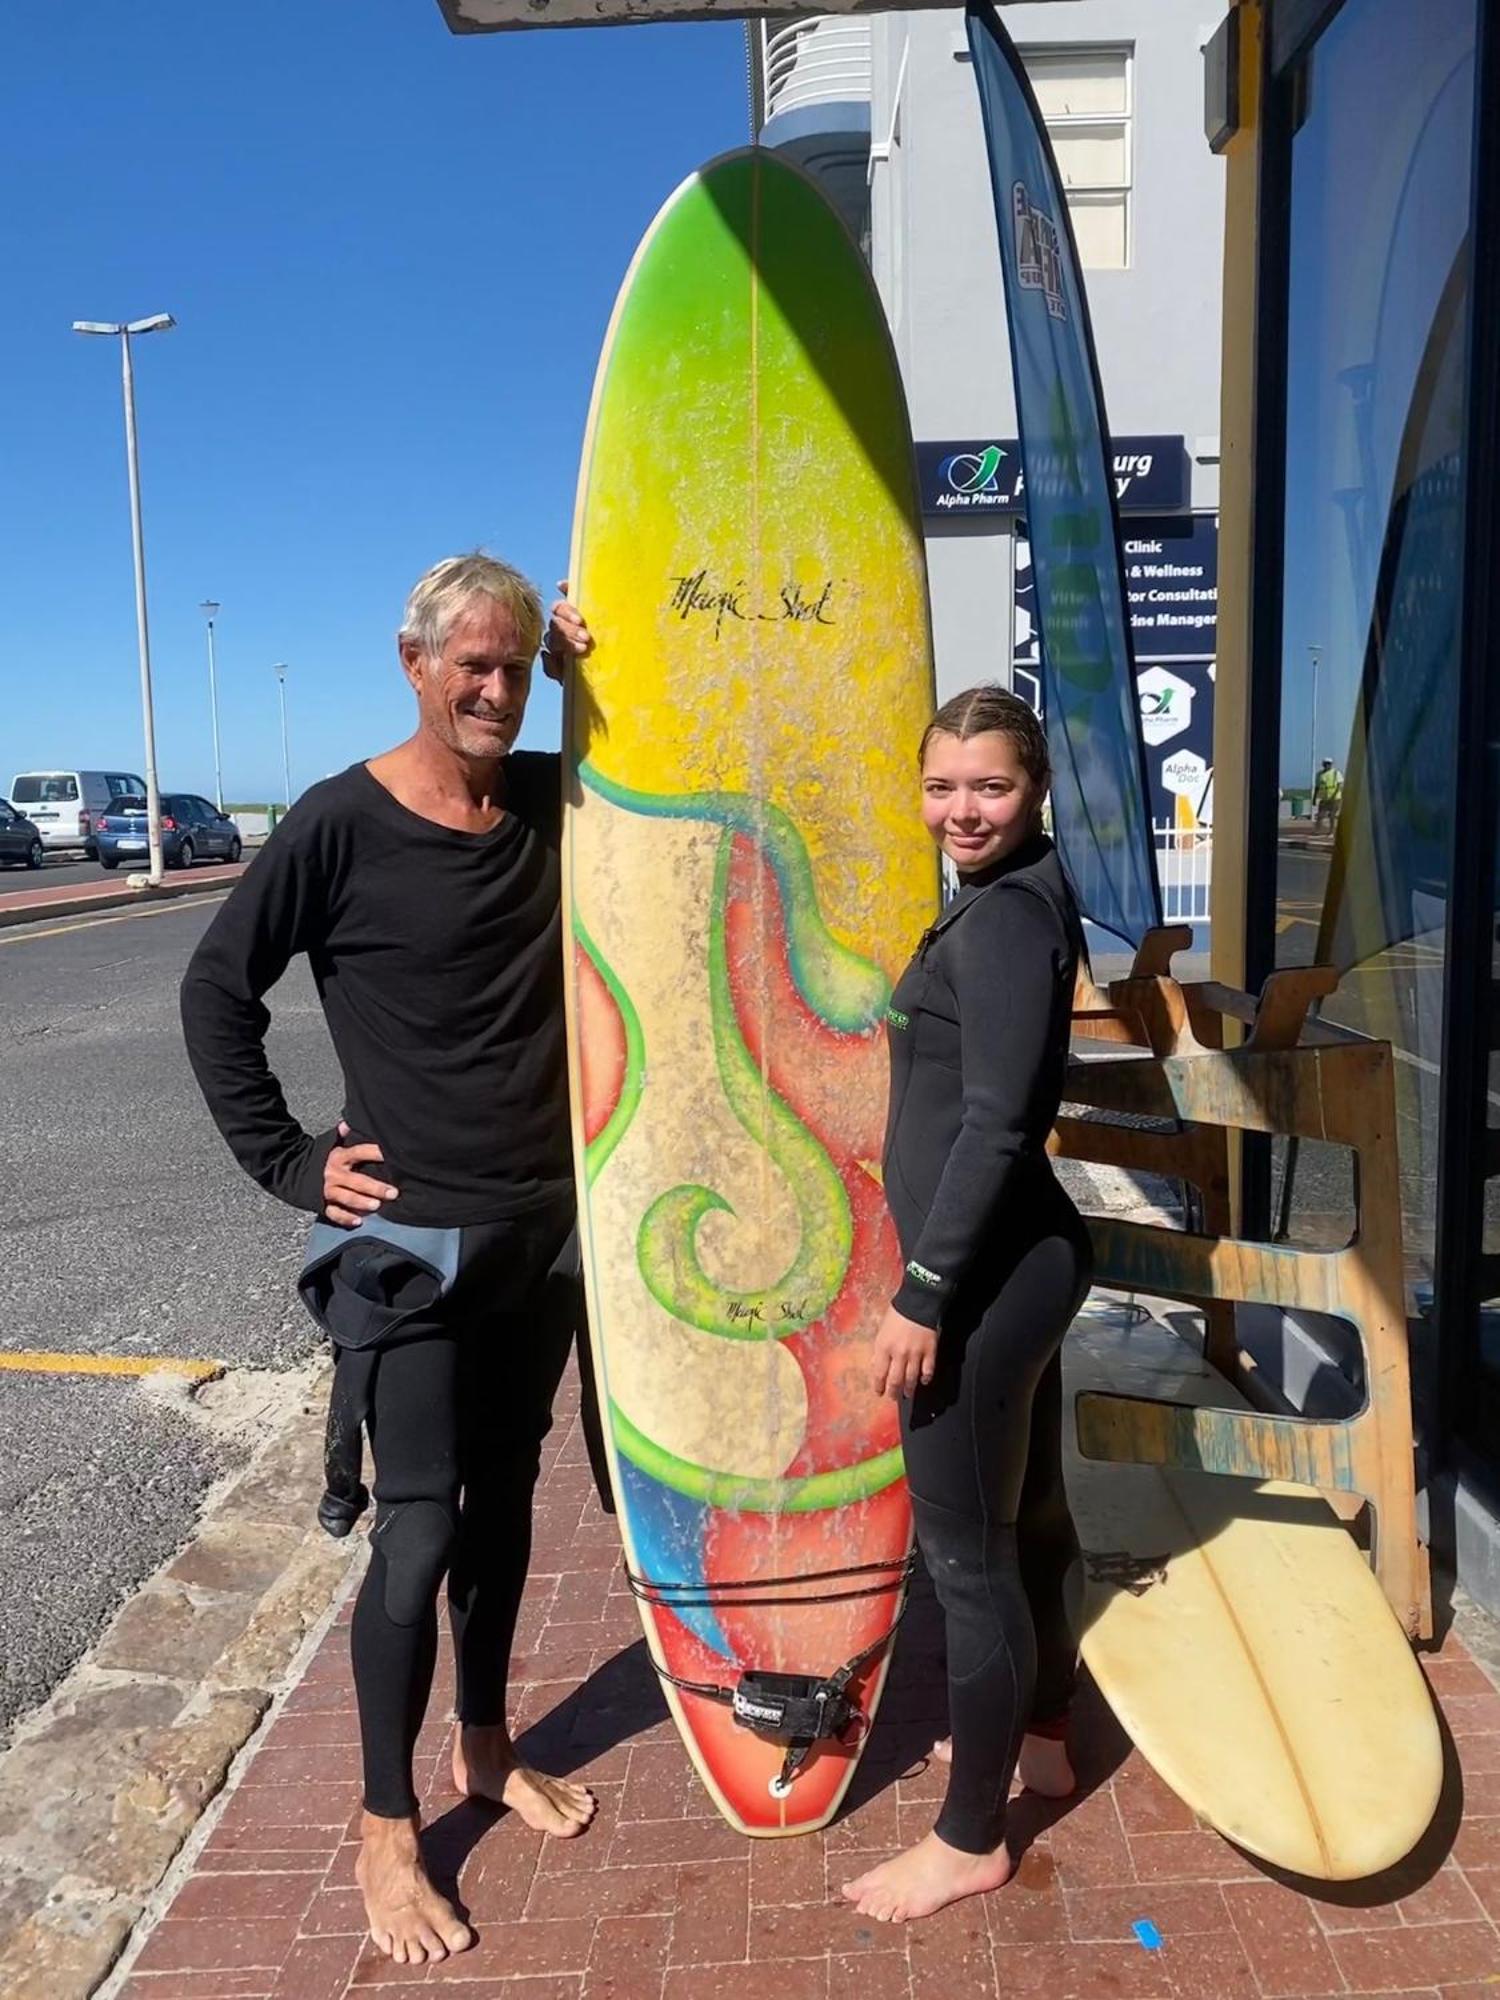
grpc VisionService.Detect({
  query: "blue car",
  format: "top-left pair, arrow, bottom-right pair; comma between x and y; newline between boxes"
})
96,793 -> 244,871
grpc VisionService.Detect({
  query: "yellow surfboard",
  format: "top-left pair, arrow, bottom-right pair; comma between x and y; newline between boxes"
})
562,150 -> 937,1833
1066,1303 -> 1442,1880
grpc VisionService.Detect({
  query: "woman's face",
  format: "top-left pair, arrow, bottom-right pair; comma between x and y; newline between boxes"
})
920,729 -> 1042,874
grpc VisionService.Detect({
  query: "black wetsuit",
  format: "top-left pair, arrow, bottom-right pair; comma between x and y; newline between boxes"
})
883,833 -> 1092,1855
181,756 -> 579,1819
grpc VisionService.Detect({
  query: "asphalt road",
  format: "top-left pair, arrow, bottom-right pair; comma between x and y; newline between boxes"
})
0,892 -> 340,1735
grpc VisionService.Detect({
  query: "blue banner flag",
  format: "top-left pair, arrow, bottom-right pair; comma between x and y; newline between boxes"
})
966,0 -> 1161,947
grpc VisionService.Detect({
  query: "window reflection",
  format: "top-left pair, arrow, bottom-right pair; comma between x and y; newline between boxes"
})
1270,0 -> 1475,1376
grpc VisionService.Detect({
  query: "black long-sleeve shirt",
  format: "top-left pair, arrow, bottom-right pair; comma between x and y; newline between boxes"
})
180,756 -> 571,1225
882,835 -> 1081,1329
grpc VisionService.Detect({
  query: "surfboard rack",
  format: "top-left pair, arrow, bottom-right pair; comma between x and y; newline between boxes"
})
1055,930 -> 1432,1640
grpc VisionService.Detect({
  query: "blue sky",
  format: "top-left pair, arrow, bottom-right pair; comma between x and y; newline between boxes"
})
1,2 -> 746,802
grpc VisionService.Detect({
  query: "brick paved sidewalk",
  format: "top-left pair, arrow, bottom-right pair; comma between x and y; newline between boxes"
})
116,1364 -> 1500,2000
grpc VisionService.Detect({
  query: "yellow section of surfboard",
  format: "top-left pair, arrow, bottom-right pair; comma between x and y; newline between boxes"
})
1065,1302 -> 1442,1881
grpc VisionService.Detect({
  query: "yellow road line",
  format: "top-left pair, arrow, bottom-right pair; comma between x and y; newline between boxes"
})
0,1351 -> 224,1382
0,893 -> 231,946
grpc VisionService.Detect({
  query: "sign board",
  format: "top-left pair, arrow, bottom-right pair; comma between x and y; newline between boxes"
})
1123,513 -> 1218,661
438,0 -> 945,27
916,436 -> 1187,519
1016,516 -> 1217,827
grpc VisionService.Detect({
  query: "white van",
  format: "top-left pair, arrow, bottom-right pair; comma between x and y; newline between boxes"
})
9,769 -> 147,855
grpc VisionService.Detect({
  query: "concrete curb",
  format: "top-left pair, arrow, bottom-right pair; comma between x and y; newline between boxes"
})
0,870 -> 243,931
0,1363 -> 364,2000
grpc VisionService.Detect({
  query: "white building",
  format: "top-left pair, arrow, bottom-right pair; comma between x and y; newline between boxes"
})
752,4 -> 1224,887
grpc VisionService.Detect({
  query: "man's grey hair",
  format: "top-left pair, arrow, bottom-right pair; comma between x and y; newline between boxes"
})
398,553 -> 545,664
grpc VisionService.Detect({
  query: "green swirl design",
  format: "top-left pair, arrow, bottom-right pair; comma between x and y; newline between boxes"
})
574,917 -> 646,1187
637,830 -> 851,1340
579,761 -> 890,1032
611,1401 -> 904,1512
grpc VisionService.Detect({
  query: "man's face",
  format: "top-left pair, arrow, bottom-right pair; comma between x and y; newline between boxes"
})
401,598 -> 534,761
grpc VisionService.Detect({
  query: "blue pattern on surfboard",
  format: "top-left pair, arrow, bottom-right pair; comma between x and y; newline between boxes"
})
616,1458 -> 733,1660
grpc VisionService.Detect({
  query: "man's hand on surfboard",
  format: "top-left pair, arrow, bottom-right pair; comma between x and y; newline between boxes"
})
542,582 -> 593,683
871,1306 -> 938,1400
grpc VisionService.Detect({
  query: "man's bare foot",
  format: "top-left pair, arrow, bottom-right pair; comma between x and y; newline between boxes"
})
356,1811 -> 473,1965
928,1731 -> 1076,1798
452,1722 -> 597,1837
841,1830 -> 1013,1922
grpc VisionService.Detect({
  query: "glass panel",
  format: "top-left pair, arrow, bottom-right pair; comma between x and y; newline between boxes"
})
1066,191 -> 1128,271
1025,49 -> 1129,119
1270,0 -> 1476,1413
1048,124 -> 1130,192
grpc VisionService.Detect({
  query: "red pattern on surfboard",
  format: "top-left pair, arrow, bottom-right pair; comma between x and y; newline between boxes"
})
656,1482 -> 911,1829
642,833 -> 910,1828
575,941 -> 628,1142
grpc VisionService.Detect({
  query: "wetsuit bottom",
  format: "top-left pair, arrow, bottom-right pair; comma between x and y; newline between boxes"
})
898,1176 -> 1092,1855
348,1197 -> 578,1820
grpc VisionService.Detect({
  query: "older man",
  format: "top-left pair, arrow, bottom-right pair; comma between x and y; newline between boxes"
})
181,555 -> 594,1966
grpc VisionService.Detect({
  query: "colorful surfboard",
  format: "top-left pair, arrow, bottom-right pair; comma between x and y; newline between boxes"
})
562,150 -> 937,1834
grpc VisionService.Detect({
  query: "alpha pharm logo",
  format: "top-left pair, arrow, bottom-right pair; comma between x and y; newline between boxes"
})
1012,181 -> 1067,322
1136,666 -> 1195,747
938,444 -> 1006,496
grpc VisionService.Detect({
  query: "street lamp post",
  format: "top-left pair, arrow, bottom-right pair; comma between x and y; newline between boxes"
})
200,600 -> 224,812
1308,644 -> 1323,796
274,663 -> 292,812
72,313 -> 175,887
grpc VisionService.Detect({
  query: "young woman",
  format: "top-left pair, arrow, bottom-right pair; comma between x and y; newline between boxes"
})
842,685 -> 1093,1924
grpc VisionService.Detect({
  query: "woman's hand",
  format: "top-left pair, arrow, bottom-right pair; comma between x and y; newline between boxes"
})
542,580 -> 593,683
323,1121 -> 399,1229
871,1305 -> 938,1400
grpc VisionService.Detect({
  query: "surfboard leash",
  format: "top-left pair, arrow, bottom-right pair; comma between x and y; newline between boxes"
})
625,1554 -> 916,1798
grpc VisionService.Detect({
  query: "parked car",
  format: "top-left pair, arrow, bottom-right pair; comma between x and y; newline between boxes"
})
8,769 -> 146,855
95,794 -> 244,871
0,799 -> 44,869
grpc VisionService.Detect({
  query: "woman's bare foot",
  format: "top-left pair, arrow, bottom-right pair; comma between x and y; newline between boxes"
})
929,1731 -> 1077,1798
452,1722 -> 597,1837
841,1830 -> 1013,1922
356,1811 -> 473,1965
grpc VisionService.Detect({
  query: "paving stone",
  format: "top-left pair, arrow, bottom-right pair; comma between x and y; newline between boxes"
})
1329,1919 -> 1500,1989
104,1375 -> 1500,2000
0,1897 -> 136,2000
94,1582 -> 260,1682
1222,1878 -> 1346,1995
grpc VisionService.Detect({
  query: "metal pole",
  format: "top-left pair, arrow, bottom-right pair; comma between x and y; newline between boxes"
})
1308,645 -> 1321,793
121,330 -> 164,886
275,665 -> 291,810
204,610 -> 224,811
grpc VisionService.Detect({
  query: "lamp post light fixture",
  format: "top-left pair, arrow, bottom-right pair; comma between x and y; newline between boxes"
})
1308,644 -> 1323,798
200,600 -> 224,812
72,314 -> 176,886
274,662 -> 292,812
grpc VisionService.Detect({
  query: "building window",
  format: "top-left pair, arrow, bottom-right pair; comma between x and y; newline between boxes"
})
1022,46 -> 1132,271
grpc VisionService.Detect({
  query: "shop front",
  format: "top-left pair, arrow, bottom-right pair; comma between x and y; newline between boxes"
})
1217,0 -> 1500,1602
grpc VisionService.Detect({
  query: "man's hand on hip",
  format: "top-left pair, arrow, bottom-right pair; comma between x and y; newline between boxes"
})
541,581 -> 594,684
324,1121 -> 399,1228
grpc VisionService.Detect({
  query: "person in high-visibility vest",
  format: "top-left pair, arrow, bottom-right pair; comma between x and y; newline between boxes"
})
1313,757 -> 1343,833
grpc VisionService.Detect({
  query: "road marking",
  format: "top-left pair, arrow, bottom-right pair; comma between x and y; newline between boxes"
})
0,893 -> 231,946
0,1351 -> 224,1381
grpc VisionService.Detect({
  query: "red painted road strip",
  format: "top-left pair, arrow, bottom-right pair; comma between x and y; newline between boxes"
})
0,863 -> 245,929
